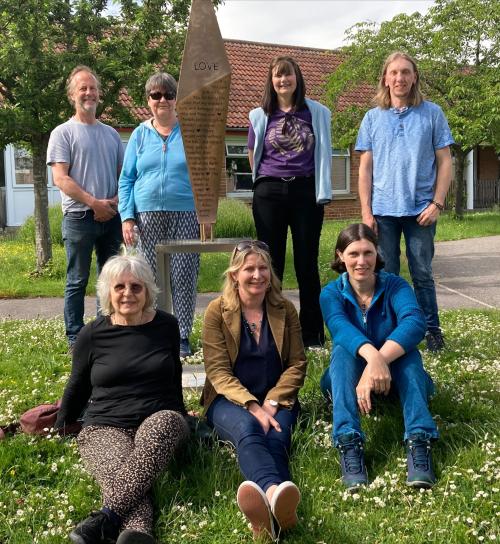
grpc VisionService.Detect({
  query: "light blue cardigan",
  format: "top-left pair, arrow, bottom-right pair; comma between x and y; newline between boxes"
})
118,120 -> 195,221
249,98 -> 333,204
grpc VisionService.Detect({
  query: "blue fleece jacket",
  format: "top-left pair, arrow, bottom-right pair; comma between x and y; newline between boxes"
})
249,98 -> 333,204
320,271 -> 426,357
118,120 -> 195,220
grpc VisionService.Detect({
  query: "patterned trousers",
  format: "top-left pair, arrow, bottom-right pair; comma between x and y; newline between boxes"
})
77,410 -> 189,534
136,211 -> 200,338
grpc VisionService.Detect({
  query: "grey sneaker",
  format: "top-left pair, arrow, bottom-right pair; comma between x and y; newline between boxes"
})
406,434 -> 436,488
425,331 -> 445,352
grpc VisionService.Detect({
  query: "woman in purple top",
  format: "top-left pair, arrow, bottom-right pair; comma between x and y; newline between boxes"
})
248,56 -> 332,348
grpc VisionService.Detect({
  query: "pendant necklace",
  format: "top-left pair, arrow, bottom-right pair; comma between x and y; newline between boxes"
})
356,291 -> 373,324
242,312 -> 262,336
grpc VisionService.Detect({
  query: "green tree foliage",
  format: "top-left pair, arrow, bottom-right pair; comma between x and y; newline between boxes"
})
326,0 -> 500,217
0,0 -> 217,269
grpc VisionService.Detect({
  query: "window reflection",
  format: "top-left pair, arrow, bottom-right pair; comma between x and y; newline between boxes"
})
14,148 -> 34,185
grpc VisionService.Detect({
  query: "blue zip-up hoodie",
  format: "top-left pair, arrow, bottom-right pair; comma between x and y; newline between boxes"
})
118,120 -> 195,221
320,271 -> 426,357
249,98 -> 333,204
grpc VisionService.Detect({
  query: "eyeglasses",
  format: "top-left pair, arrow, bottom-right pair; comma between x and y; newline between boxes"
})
149,91 -> 176,101
234,240 -> 270,253
112,282 -> 144,294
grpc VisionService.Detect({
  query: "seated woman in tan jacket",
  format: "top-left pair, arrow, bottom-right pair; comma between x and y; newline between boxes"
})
201,240 -> 307,541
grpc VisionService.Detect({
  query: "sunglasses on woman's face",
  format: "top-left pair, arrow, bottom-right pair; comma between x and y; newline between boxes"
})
112,282 -> 144,294
149,91 -> 176,101
235,240 -> 270,253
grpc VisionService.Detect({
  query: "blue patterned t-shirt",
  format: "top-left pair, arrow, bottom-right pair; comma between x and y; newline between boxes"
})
355,101 -> 454,216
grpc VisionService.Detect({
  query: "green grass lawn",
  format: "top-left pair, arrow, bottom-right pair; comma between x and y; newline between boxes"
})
0,310 -> 498,543
1,211 -> 500,298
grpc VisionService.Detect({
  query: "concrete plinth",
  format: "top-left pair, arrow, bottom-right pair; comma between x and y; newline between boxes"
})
156,238 -> 242,312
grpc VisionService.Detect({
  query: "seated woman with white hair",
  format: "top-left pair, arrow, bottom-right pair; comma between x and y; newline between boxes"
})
55,253 -> 188,544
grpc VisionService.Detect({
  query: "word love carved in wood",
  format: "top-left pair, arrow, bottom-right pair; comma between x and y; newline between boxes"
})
194,61 -> 220,71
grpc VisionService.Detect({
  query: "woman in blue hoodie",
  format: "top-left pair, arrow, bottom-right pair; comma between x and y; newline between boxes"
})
320,223 -> 438,490
119,72 -> 199,358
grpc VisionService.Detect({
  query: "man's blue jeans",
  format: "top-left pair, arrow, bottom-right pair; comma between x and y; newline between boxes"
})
62,211 -> 122,344
375,215 -> 440,333
207,396 -> 299,492
320,345 -> 439,444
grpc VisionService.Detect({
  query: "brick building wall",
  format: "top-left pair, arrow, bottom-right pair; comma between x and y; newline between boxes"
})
218,142 -> 363,221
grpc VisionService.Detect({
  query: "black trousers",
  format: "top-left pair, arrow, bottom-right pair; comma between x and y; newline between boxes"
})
252,176 -> 325,346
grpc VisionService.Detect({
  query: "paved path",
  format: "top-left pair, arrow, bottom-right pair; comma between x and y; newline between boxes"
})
433,235 -> 500,310
1,236 -> 498,320
1,236 -> 498,389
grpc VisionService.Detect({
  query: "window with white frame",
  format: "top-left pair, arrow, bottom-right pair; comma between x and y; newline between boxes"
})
332,148 -> 350,194
14,147 -> 34,185
224,140 -> 351,196
225,139 -> 253,193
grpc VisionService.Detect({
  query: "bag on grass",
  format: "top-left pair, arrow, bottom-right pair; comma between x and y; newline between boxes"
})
20,400 -> 81,436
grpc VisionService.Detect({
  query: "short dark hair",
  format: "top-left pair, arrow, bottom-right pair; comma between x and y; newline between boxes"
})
331,223 -> 385,273
261,56 -> 306,115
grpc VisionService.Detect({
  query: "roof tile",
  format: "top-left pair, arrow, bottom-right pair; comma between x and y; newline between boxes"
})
118,39 -> 373,128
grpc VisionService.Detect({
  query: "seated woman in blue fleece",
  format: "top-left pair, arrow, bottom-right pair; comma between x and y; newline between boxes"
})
319,223 -> 439,490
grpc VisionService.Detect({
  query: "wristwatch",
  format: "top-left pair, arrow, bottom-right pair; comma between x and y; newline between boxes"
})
267,399 -> 278,407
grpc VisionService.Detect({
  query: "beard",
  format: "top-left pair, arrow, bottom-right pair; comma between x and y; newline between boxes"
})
78,98 -> 98,114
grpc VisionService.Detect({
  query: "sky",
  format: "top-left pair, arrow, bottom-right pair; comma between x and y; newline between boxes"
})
216,0 -> 436,49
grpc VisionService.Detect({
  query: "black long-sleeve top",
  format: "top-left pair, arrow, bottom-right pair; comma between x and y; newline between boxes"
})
55,310 -> 186,430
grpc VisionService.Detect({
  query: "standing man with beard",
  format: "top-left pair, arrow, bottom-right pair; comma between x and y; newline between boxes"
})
47,65 -> 124,349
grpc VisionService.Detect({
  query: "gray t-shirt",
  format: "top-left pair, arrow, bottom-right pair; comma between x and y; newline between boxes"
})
47,118 -> 124,213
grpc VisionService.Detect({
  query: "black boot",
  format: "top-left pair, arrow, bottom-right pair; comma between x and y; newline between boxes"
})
116,530 -> 156,544
69,511 -> 119,544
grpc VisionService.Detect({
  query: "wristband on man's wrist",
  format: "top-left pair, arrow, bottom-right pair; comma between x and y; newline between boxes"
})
431,200 -> 444,211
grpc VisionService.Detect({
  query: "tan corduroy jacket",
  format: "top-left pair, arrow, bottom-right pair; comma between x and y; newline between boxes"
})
200,295 -> 307,412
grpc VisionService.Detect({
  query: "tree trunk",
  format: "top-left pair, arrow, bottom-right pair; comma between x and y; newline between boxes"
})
32,135 -> 52,270
454,147 -> 466,219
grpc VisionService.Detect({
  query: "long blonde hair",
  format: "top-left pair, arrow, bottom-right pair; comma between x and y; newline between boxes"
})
221,245 -> 284,311
373,51 -> 423,109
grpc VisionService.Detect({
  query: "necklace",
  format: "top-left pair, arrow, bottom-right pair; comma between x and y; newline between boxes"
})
355,290 -> 374,324
357,294 -> 372,311
242,312 -> 262,336
152,118 -> 173,137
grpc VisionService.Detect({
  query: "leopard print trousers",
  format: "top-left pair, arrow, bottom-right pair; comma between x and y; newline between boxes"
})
77,410 -> 189,534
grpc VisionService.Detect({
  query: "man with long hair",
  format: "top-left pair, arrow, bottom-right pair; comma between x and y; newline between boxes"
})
355,52 -> 454,352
